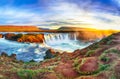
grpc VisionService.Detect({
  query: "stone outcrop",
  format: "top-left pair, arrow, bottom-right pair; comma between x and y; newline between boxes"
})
44,49 -> 59,59
17,34 -> 44,43
0,34 -> 3,38
5,33 -> 44,43
1,32 -> 120,79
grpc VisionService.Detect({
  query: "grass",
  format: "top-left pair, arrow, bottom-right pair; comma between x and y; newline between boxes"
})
100,56 -> 110,62
85,50 -> 95,57
100,35 -> 113,44
102,49 -> 120,55
74,56 -> 110,75
17,68 -> 53,79
110,75 -> 116,79
17,69 -> 37,79
74,58 -> 87,74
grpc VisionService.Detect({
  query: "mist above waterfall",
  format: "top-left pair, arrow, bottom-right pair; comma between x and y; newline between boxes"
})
0,32 -> 93,62
44,33 -> 92,52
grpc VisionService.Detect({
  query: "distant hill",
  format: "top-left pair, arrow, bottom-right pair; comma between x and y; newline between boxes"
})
0,25 -> 40,32
57,26 -> 120,41
58,26 -> 85,31
1,32 -> 120,79
58,26 -> 118,32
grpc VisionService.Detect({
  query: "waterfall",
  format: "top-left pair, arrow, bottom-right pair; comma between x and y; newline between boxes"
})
0,32 -> 93,62
44,33 -> 77,45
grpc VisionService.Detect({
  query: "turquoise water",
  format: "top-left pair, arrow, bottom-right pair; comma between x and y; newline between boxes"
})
0,33 -> 92,62
0,38 -> 47,62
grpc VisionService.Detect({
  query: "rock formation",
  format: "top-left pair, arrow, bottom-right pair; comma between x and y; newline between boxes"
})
1,32 -> 120,79
5,33 -> 44,43
0,34 -> 3,38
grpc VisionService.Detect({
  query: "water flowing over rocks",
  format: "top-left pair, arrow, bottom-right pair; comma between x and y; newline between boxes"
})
1,32 -> 120,79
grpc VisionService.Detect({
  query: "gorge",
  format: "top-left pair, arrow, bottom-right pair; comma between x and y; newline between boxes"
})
0,32 -> 92,62
0,26 -> 118,62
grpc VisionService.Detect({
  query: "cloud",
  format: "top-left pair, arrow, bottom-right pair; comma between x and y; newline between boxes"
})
0,0 -> 120,30
46,1 -> 120,30
113,0 -> 120,6
0,8 -> 45,25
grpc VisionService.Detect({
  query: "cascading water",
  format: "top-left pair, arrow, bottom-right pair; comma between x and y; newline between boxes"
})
44,33 -> 74,45
44,33 -> 92,52
0,38 -> 48,62
0,32 -> 93,62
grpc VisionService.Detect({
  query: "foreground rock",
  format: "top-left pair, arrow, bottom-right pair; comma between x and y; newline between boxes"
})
44,49 -> 59,59
1,32 -> 120,79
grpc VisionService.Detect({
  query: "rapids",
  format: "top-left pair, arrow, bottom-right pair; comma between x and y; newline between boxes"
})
0,33 -> 93,62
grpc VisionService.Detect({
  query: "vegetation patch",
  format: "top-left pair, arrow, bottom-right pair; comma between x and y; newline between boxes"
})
100,35 -> 113,44
85,50 -> 95,57
17,68 -> 53,79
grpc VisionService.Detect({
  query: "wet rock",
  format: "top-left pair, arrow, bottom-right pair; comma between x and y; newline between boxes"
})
5,33 -> 15,39
9,54 -> 16,59
44,49 -> 56,59
1,52 -> 8,57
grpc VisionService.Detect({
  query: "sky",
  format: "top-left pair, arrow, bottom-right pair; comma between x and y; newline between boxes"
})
0,0 -> 120,29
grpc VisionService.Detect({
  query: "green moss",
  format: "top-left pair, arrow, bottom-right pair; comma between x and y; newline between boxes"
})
100,35 -> 113,44
17,68 -> 53,79
74,58 -> 86,74
110,75 -> 116,79
85,50 -> 95,57
88,43 -> 99,50
103,49 -> 120,56
17,69 -> 37,79
107,40 -> 113,45
74,57 -> 80,67
100,56 -> 110,62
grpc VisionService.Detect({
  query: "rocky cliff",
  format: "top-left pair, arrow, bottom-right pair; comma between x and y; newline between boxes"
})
1,32 -> 120,79
5,33 -> 44,43
58,27 -> 118,41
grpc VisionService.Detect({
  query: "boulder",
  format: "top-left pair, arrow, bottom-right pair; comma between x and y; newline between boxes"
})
44,49 -> 56,59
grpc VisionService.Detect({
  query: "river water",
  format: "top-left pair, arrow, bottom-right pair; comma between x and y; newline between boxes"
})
0,33 -> 92,62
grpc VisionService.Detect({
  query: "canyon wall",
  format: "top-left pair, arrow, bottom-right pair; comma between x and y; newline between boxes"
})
75,30 -> 116,41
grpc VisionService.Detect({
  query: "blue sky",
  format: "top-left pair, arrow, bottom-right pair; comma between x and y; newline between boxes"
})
0,0 -> 120,29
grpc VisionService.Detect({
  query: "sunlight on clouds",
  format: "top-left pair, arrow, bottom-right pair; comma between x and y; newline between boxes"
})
48,1 -> 120,30
0,1 -> 120,30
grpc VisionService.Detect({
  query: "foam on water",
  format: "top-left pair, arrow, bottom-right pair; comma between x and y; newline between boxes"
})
0,33 -> 93,62
0,38 -> 48,62
44,33 -> 92,52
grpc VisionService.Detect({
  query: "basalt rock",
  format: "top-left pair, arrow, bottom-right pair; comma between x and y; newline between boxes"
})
44,49 -> 59,59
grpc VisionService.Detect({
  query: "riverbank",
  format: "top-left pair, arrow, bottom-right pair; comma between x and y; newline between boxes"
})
0,32 -> 120,79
